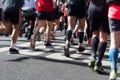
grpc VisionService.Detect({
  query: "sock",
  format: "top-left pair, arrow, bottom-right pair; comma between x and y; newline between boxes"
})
64,24 -> 67,35
78,30 -> 84,45
10,42 -> 15,49
96,42 -> 107,66
109,48 -> 118,71
28,21 -> 34,39
91,37 -> 99,59
59,22 -> 63,31
66,29 -> 72,43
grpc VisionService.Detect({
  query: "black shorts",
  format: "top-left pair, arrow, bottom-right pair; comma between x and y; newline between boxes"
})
88,15 -> 109,34
88,6 -> 109,33
24,13 -> 36,22
53,6 -> 61,20
3,9 -> 20,25
37,12 -> 54,21
66,1 -> 86,18
109,18 -> 120,32
0,8 -> 2,21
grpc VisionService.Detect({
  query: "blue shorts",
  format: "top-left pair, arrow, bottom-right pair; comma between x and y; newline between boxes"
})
109,18 -> 120,32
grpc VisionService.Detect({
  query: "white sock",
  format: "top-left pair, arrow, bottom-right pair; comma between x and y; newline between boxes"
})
78,43 -> 82,46
10,42 -> 15,49
66,40 -> 69,45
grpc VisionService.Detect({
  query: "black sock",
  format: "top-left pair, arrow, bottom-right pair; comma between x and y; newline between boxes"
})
91,37 -> 99,59
64,24 -> 67,35
66,30 -> 72,42
96,42 -> 107,66
28,21 -> 35,39
59,22 -> 63,31
78,32 -> 84,44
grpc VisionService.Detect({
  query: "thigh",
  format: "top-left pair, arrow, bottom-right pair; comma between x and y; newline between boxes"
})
37,20 -> 46,28
78,18 -> 85,30
110,31 -> 120,48
67,16 -> 76,29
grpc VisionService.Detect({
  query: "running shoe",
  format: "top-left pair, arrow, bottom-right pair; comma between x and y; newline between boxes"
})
109,70 -> 117,80
78,46 -> 85,52
94,65 -> 105,74
44,42 -> 52,47
88,57 -> 95,68
87,38 -> 91,47
9,48 -> 19,54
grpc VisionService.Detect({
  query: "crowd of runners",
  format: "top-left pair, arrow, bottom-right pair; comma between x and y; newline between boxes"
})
0,0 -> 120,80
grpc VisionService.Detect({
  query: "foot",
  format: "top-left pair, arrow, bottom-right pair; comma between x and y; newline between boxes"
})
30,36 -> 36,49
9,48 -> 19,54
44,42 -> 52,47
94,65 -> 105,74
87,38 -> 91,47
78,45 -> 85,52
88,57 -> 95,68
51,32 -> 55,40
109,70 -> 117,80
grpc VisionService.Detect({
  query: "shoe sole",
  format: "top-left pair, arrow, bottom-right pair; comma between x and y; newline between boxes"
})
9,52 -> 19,54
109,79 -> 116,80
94,68 -> 105,74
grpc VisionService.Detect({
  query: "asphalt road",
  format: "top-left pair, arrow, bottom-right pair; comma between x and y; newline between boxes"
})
0,31 -> 120,80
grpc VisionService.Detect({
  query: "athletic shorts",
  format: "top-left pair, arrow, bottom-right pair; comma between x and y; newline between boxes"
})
88,6 -> 109,33
3,9 -> 20,25
109,18 -> 120,32
24,13 -> 36,22
37,12 -> 54,21
0,8 -> 2,21
88,15 -> 109,34
53,6 -> 61,20
66,1 -> 86,19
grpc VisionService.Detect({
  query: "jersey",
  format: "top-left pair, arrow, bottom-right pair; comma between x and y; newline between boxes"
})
0,0 -> 3,8
22,0 -> 36,10
108,4 -> 120,20
36,0 -> 54,12
3,0 -> 23,11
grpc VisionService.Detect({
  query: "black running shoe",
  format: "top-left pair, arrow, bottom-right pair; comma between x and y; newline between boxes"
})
78,46 -> 85,52
44,42 -> 52,47
9,48 -> 19,54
